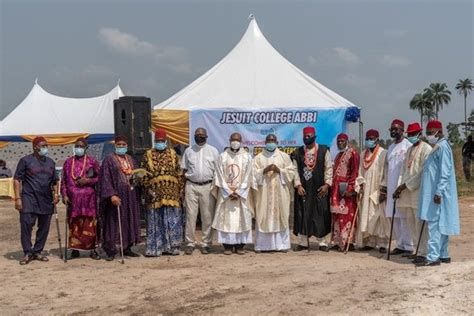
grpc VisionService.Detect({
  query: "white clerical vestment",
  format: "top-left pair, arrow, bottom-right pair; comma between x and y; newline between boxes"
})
355,146 -> 390,246
212,148 -> 253,244
251,148 -> 295,251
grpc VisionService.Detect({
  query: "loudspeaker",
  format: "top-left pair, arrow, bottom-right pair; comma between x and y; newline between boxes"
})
113,96 -> 152,156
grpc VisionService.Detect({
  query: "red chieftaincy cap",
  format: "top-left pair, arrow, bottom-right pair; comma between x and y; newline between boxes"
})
154,128 -> 167,139
406,122 -> 423,134
303,126 -> 316,135
426,120 -> 442,130
366,129 -> 379,138
337,133 -> 349,141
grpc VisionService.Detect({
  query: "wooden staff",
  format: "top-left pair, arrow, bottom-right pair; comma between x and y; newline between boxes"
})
344,192 -> 361,254
117,205 -> 125,264
53,203 -> 63,260
414,220 -> 426,257
387,199 -> 397,260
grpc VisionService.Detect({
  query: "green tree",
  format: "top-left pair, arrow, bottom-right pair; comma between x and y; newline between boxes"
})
447,122 -> 462,145
455,78 -> 473,136
424,82 -> 451,119
409,92 -> 433,125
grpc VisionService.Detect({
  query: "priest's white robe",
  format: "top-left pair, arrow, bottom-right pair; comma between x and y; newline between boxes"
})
251,148 -> 295,251
212,148 -> 253,244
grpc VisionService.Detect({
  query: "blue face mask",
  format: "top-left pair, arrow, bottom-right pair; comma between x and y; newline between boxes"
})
365,140 -> 376,149
407,135 -> 420,144
154,141 -> 167,151
265,142 -> 277,152
74,147 -> 85,157
39,147 -> 48,156
115,147 -> 128,155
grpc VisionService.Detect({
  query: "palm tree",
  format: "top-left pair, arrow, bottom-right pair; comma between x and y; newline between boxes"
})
423,82 -> 451,119
455,78 -> 473,135
409,92 -> 433,125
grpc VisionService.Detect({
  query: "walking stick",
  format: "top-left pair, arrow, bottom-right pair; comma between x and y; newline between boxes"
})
344,193 -> 361,254
64,206 -> 69,263
117,205 -> 125,264
414,220 -> 426,257
53,203 -> 63,260
387,199 -> 397,260
302,197 -> 310,252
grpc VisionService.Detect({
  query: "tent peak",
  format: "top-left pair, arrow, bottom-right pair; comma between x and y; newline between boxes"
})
248,13 -> 255,21
34,77 -> 38,85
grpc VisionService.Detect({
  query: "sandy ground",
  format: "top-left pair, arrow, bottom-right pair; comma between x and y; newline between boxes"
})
0,197 -> 473,315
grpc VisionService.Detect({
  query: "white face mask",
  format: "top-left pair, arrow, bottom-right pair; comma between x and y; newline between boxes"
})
426,132 -> 439,145
230,141 -> 241,150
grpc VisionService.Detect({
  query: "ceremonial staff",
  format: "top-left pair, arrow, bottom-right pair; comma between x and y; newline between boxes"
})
302,197 -> 310,252
386,199 -> 397,260
117,205 -> 125,264
414,220 -> 426,257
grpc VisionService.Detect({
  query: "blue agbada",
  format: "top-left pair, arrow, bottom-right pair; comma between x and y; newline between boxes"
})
418,138 -> 460,236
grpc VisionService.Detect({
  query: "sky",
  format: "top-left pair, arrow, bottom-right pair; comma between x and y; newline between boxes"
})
1,0 -> 473,140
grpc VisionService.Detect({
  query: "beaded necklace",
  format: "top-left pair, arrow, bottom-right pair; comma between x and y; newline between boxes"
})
406,144 -> 420,169
71,155 -> 87,180
115,154 -> 133,175
363,145 -> 380,170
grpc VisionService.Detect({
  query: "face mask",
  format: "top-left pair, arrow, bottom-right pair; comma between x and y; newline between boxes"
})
39,147 -> 48,156
74,147 -> 85,157
230,141 -> 241,150
303,136 -> 315,146
115,147 -> 128,155
265,142 -> 277,152
154,141 -> 167,151
194,135 -> 207,145
365,140 -> 376,149
426,133 -> 439,145
407,135 -> 420,144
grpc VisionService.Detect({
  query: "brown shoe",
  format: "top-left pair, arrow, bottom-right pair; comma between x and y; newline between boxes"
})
19,254 -> 34,265
184,246 -> 194,255
33,253 -> 49,262
200,246 -> 211,255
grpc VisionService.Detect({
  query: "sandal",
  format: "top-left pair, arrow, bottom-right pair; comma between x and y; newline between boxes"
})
19,255 -> 33,265
89,250 -> 101,260
33,254 -> 49,262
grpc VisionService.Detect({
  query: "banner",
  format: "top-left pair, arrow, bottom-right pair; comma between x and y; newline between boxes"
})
190,108 -> 347,156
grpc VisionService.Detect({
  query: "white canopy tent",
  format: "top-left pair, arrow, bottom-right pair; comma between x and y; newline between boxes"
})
155,16 -> 356,110
0,80 -> 124,144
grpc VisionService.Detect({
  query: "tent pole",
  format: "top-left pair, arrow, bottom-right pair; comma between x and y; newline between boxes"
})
358,110 -> 364,154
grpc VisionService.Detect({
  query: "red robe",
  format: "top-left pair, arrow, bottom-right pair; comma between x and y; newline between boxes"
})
331,147 -> 360,248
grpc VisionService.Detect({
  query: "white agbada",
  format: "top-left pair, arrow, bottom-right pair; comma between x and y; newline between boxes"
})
383,138 -> 412,218
382,138 -> 413,251
212,148 -> 253,244
397,141 -> 432,209
355,145 -> 390,246
251,148 -> 295,251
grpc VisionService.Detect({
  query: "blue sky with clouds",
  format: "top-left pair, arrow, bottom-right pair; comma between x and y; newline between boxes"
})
1,0 -> 473,139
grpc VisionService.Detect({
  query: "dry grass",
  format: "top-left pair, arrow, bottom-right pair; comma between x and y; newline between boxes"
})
453,145 -> 473,197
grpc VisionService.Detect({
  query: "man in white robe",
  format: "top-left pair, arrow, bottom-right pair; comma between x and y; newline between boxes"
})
393,122 -> 432,262
355,129 -> 390,252
381,119 -> 413,255
251,134 -> 295,252
212,133 -> 253,255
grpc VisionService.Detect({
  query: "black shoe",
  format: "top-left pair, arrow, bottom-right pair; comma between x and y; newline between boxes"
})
390,248 -> 405,255
319,245 -> 330,252
415,259 -> 441,267
440,257 -> 451,264
184,246 -> 194,255
200,246 -> 211,255
68,250 -> 80,260
378,247 -> 387,254
294,245 -> 309,251
412,256 -> 426,264
89,250 -> 101,260
105,255 -> 115,261
123,248 -> 140,257
359,246 -> 374,251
